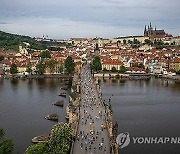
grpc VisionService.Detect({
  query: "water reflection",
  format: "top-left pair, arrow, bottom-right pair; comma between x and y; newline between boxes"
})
100,77 -> 180,154
36,78 -> 45,85
0,78 -> 69,153
120,79 -> 126,84
110,79 -> 115,83
0,78 -> 3,84
10,78 -> 19,84
27,79 -> 33,87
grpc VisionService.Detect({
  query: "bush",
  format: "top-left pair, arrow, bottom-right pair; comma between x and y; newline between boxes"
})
25,143 -> 49,154
48,123 -> 72,154
25,123 -> 72,154
111,67 -> 117,72
119,65 -> 126,73
10,63 -> 18,74
0,128 -> 14,154
103,68 -> 107,72
64,56 -> 75,73
90,56 -> 102,72
39,50 -> 51,58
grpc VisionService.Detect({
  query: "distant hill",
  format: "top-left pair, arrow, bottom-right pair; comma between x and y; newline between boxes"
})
0,31 -> 71,52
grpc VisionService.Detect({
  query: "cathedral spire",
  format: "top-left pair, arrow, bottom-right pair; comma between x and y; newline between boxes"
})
150,22 -> 152,28
144,25 -> 147,36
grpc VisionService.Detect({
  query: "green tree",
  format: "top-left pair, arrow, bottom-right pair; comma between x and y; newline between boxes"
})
0,128 -> 14,154
46,59 -> 58,74
26,63 -> 32,74
119,65 -> 126,73
64,56 -> 75,73
144,39 -> 152,45
154,39 -> 157,45
10,63 -> 18,74
36,60 -> 45,75
25,143 -> 49,154
58,64 -> 64,73
128,40 -> 132,44
48,123 -> 72,154
156,45 -> 164,49
103,68 -> 107,72
117,40 -> 121,46
157,40 -> 164,45
132,63 -> 145,69
39,50 -> 51,58
91,56 -> 102,72
111,66 -> 117,72
139,63 -> 145,69
133,38 -> 140,45
0,56 -> 4,61
123,39 -> 126,44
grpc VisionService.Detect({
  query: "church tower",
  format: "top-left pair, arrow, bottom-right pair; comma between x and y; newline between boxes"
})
144,25 -> 147,36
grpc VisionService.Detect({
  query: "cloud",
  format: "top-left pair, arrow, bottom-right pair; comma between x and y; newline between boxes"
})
102,0 -> 124,5
0,0 -> 179,38
0,22 -> 10,25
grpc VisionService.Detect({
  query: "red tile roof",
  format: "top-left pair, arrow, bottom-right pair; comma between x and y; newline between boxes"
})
171,57 -> 180,63
102,59 -> 123,65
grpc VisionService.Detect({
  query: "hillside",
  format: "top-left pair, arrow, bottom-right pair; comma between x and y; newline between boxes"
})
0,31 -> 71,52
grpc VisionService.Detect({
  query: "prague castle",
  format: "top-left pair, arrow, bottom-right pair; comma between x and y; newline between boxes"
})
144,23 -> 166,38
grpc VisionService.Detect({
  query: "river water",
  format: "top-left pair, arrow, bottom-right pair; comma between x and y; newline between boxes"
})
0,78 -> 69,154
99,77 -> 180,154
0,77 -> 180,154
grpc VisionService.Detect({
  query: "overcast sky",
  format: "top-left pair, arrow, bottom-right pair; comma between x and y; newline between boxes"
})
0,0 -> 179,39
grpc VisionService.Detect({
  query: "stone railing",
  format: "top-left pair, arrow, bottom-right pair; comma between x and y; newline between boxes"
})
95,77 -> 119,154
67,72 -> 81,154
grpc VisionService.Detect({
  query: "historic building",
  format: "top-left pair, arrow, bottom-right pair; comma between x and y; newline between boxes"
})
102,59 -> 123,71
169,57 -> 180,72
144,23 -> 166,38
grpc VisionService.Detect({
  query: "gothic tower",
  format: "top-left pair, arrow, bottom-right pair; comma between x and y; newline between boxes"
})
144,25 -> 147,36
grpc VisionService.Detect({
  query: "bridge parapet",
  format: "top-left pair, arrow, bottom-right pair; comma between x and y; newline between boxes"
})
95,79 -> 119,154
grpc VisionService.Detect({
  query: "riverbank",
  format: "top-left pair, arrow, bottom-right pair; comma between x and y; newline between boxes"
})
94,72 -> 180,81
1,73 -> 72,79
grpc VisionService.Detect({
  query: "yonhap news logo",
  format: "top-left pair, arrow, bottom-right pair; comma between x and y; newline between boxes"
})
116,132 -> 130,149
116,132 -> 180,149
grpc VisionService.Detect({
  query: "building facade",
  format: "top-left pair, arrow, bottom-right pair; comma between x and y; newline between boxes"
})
102,59 -> 123,71
169,58 -> 180,72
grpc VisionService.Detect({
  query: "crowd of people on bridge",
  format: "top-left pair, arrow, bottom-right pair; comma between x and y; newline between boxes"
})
75,64 -> 110,154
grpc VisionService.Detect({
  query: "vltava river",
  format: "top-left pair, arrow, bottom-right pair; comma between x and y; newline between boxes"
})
100,77 -> 180,154
0,77 -> 180,153
0,78 -> 69,153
